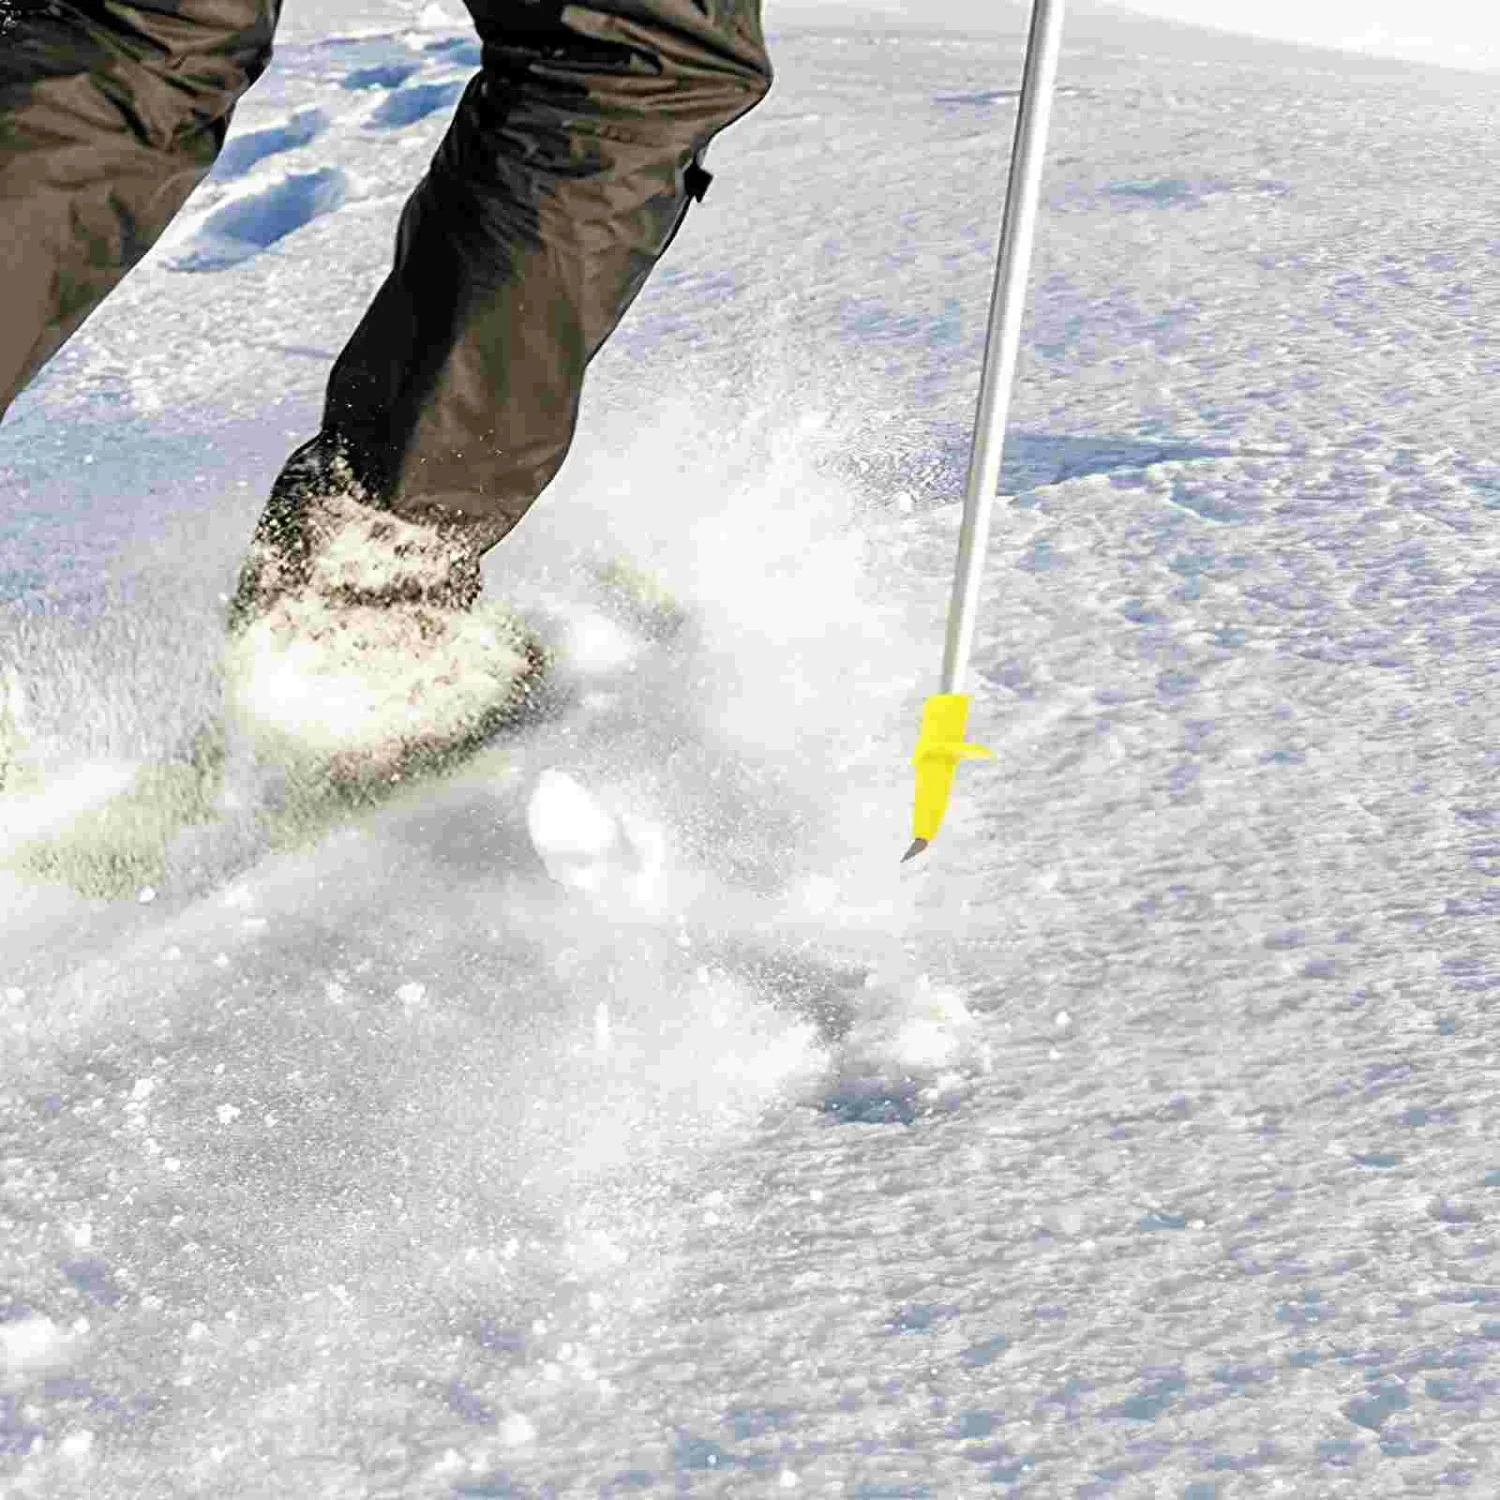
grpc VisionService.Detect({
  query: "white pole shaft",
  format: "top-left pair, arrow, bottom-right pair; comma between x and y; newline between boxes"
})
941,0 -> 1067,694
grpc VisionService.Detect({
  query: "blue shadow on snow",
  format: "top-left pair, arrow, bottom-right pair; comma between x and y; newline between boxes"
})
171,169 -> 348,272
0,410 -> 247,614
367,80 -> 467,129
1105,175 -> 1292,209
829,426 -> 1251,511
342,62 -> 419,90
210,107 -> 328,180
933,88 -> 1019,107
424,35 -> 483,65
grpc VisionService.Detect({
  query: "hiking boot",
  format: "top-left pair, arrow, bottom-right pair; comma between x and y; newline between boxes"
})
228,433 -> 483,631
224,434 -> 546,781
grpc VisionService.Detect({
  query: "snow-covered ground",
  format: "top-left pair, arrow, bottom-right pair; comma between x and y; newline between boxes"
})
2,1 -> 1499,1494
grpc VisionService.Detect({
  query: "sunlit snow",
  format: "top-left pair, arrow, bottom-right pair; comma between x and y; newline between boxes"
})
2,0 -> 1498,1495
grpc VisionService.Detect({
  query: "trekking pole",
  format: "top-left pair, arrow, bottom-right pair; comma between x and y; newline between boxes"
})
904,0 -> 1067,863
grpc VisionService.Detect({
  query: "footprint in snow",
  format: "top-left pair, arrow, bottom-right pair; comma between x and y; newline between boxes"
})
210,107 -> 328,181
423,36 -> 482,65
367,81 -> 467,130
169,168 -> 348,272
342,62 -> 420,91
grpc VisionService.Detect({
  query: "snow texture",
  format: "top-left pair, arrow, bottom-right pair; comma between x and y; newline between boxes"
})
1,1 -> 1498,1495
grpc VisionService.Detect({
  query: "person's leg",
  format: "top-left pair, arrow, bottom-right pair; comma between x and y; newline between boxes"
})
0,0 -> 282,415
236,0 -> 770,619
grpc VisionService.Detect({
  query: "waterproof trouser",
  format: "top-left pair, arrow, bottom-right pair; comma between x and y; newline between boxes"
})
0,0 -> 771,550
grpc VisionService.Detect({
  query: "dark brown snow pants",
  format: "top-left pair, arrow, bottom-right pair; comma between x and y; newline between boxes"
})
0,0 -> 771,549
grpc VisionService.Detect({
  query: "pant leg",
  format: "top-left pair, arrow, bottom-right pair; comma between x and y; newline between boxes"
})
0,0 -> 281,413
316,0 -> 772,552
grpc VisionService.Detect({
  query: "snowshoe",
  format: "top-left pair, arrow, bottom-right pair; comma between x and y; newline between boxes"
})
1,551 -> 679,900
2,725 -> 225,902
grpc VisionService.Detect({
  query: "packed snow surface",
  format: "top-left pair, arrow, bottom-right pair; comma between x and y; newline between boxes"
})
1,0 -> 1498,1495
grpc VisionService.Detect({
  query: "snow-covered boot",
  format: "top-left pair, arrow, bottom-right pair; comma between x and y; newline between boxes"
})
224,434 -> 548,785
227,433 -> 486,628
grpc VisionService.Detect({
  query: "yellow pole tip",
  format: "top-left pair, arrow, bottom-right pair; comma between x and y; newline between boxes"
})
901,837 -> 928,863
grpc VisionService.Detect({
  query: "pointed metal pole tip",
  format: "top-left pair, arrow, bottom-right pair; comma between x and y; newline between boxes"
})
901,837 -> 929,864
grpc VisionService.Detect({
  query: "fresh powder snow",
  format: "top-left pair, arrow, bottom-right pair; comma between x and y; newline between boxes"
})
1,0 -> 1497,1495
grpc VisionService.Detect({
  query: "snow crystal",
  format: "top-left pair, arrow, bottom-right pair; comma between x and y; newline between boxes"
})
526,769 -> 620,879
0,1317 -> 72,1376
550,603 -> 645,676
59,1430 -> 94,1459
525,768 -> 667,908
887,978 -> 976,1070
